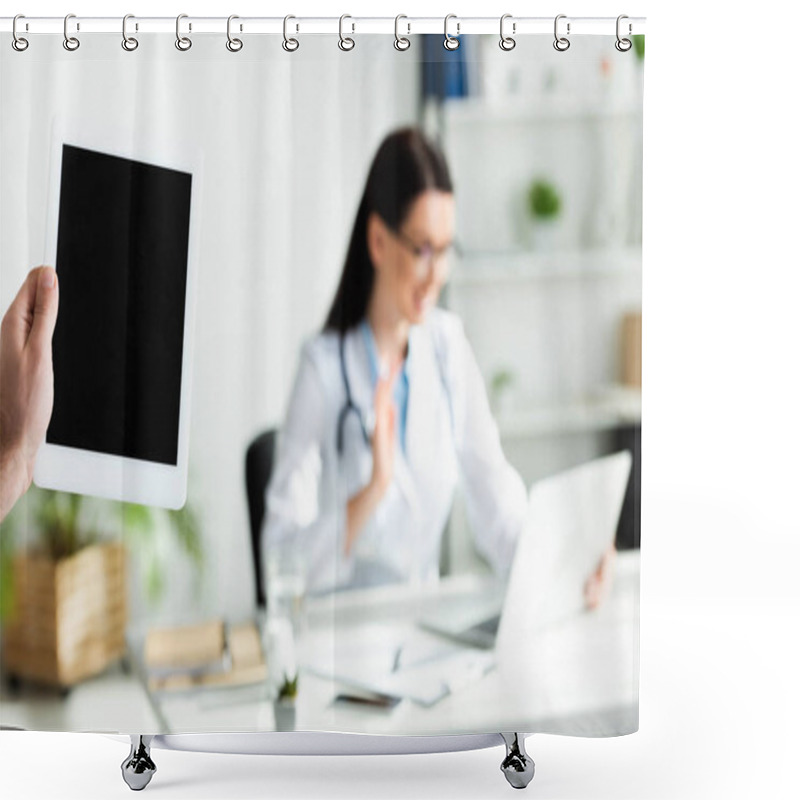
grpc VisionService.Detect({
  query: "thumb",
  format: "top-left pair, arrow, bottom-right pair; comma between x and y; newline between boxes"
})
28,266 -> 59,349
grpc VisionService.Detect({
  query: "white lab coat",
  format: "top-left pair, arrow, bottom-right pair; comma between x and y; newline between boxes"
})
262,307 -> 528,595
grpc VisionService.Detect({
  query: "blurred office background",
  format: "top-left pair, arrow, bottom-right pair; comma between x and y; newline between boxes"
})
427,36 -> 643,573
0,33 -> 642,632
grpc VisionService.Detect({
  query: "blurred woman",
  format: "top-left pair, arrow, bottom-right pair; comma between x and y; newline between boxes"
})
263,127 -> 613,602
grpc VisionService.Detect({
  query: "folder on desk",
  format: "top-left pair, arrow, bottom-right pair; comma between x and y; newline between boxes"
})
145,619 -> 228,676
144,619 -> 267,692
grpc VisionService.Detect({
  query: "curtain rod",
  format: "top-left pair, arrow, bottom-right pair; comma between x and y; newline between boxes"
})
1,16 -> 646,37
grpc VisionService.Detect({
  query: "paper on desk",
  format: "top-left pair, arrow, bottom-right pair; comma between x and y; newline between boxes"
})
384,648 -> 496,706
300,624 -> 495,706
299,623 -> 404,676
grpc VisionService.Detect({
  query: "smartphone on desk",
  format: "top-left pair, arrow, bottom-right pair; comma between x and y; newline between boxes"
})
332,691 -> 402,710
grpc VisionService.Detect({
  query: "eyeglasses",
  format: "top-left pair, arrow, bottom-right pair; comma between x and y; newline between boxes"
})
391,227 -> 458,281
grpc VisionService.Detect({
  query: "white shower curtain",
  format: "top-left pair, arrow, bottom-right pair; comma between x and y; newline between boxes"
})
1,26 -> 641,739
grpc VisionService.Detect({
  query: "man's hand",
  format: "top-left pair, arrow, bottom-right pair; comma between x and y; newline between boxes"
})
0,266 -> 59,520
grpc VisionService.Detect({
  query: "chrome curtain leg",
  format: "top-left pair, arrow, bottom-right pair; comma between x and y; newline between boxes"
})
121,734 -> 157,791
500,732 -> 535,789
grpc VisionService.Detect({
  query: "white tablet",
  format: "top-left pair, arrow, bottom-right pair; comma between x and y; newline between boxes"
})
34,118 -> 202,510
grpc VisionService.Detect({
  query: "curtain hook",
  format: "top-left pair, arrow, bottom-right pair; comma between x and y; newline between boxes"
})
122,14 -> 138,51
499,14 -> 516,51
176,13 -> 192,51
338,14 -> 355,51
553,14 -> 570,52
63,13 -> 80,51
283,15 -> 299,52
226,15 -> 243,52
615,15 -> 632,52
12,14 -> 29,51
443,13 -> 460,51
394,14 -> 410,51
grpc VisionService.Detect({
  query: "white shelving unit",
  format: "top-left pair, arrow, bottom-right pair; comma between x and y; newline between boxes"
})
495,385 -> 641,440
438,83 -> 642,445
435,40 -> 644,575
449,247 -> 641,287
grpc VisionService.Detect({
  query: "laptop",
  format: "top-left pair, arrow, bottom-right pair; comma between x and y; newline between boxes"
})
418,450 -> 633,650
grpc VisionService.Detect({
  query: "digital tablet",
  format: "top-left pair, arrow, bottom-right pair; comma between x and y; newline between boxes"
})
34,119 -> 202,509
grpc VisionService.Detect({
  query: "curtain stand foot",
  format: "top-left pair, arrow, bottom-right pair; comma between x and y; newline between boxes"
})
121,735 -> 156,791
500,732 -> 535,789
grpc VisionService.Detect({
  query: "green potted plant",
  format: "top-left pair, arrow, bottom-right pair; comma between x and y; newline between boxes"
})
490,367 -> 516,415
0,486 -> 203,689
277,672 -> 299,702
527,178 -> 563,251
272,672 -> 299,731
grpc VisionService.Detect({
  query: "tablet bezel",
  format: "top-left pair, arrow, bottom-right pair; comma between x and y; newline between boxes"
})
34,116 -> 202,510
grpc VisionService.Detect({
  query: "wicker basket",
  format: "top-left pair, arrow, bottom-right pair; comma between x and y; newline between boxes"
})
2,540 -> 128,688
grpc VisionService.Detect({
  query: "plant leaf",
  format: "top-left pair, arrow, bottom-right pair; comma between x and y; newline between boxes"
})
168,503 -> 204,570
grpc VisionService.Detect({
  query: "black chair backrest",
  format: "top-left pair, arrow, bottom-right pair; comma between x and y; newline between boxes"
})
245,429 -> 277,610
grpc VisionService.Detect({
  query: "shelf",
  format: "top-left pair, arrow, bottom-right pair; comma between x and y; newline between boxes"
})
495,386 -> 641,439
449,248 -> 641,287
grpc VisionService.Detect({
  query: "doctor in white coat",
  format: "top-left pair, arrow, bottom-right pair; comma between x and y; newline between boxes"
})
263,128 -> 614,602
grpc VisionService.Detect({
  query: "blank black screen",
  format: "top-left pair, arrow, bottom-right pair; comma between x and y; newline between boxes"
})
47,145 -> 192,466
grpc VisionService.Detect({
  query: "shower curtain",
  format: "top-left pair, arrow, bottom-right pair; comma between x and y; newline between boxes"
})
0,21 -> 643,740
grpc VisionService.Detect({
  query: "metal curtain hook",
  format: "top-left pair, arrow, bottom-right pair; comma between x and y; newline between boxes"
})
339,14 -> 355,51
443,13 -> 460,51
63,13 -> 80,51
122,14 -> 138,51
615,14 -> 632,52
283,15 -> 299,52
394,14 -> 410,51
553,14 -> 570,52
226,15 -> 243,51
499,13 -> 516,51
176,13 -> 192,51
12,14 -> 29,51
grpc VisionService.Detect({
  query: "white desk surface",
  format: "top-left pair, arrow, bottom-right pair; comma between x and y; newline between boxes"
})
0,551 -> 639,738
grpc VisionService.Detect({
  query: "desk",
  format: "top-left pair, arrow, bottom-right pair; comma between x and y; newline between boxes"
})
127,551 -> 639,737
1,552 -> 638,737
0,658 -> 158,733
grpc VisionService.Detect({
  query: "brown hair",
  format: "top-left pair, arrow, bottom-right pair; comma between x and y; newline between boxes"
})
324,127 -> 453,334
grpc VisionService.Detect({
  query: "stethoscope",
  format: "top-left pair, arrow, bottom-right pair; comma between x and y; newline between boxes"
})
336,334 -> 370,455
335,330 -> 454,457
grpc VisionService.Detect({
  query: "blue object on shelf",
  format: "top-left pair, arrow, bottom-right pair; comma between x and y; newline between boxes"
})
422,34 -> 471,101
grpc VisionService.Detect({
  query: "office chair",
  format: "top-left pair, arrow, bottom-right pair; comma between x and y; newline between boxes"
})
245,429 -> 277,611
